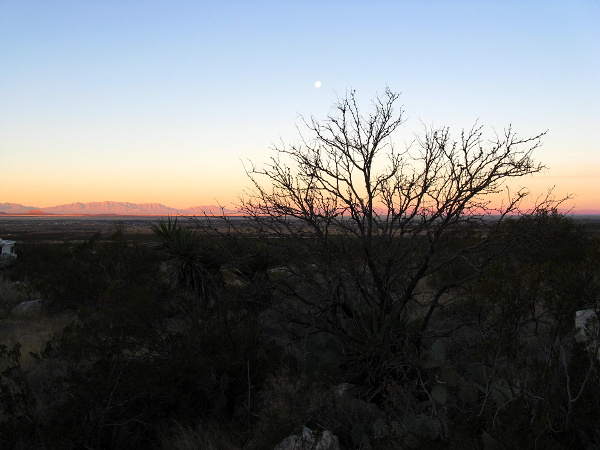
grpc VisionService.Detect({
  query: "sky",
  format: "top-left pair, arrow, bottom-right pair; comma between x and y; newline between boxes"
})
1,0 -> 599,211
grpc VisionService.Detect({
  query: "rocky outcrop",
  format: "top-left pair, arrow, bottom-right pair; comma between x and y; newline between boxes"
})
11,299 -> 43,320
274,426 -> 340,450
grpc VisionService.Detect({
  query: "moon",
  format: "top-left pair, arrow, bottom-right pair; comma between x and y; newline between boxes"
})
314,81 -> 322,88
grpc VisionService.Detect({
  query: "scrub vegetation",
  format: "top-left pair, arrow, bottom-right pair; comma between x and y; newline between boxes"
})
1,90 -> 599,449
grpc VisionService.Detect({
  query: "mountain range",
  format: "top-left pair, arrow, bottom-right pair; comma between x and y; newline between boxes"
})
1,201 -> 599,216
0,202 -> 239,216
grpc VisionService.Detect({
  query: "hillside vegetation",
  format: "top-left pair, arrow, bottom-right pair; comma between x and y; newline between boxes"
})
0,212 -> 598,449
2,90 -> 599,449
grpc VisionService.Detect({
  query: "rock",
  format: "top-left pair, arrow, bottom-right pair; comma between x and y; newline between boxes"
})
18,333 -> 48,355
11,299 -> 43,320
274,426 -> 340,450
10,332 -> 49,369
575,309 -> 599,359
331,383 -> 385,424
332,382 -> 360,401
575,309 -> 598,341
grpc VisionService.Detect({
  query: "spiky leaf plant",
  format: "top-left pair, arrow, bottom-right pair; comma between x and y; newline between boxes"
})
150,217 -> 223,307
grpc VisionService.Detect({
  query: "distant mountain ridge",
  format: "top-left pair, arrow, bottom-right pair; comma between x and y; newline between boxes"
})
0,202 -> 39,214
0,201 -> 239,216
1,201 -> 598,216
42,202 -> 183,215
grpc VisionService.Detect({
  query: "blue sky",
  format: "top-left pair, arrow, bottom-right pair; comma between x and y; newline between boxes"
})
1,1 -> 598,209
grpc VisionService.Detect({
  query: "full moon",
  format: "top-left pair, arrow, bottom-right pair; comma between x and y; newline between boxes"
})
314,81 -> 322,88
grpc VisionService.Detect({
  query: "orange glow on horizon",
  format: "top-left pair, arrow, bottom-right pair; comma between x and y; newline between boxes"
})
3,159 -> 598,213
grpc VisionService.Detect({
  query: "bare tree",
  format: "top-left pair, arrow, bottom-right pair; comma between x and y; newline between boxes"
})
197,88 -> 556,381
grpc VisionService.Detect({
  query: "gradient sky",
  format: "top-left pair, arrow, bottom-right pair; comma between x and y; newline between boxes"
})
1,1 -> 598,210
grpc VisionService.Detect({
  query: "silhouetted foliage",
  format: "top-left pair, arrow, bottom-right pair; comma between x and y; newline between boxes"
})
151,216 -> 224,308
1,90 -> 598,449
196,88 -> 562,388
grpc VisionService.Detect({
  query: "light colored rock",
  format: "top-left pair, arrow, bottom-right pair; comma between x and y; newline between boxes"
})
575,309 -> 597,340
1,332 -> 50,369
332,382 -> 359,401
575,309 -> 599,359
18,333 -> 48,355
274,426 -> 340,450
11,299 -> 43,320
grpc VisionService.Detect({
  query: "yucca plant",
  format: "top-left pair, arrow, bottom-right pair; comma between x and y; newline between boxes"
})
150,217 -> 223,307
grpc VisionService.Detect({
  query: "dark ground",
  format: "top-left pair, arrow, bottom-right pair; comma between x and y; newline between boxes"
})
1,214 -> 599,244
0,216 -> 174,243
